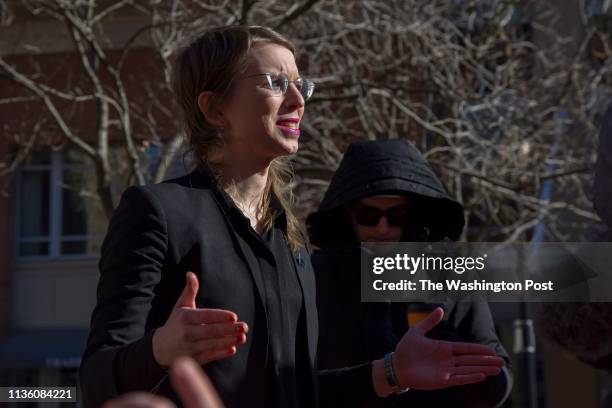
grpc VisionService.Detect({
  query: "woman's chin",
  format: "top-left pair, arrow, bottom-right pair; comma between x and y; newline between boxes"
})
285,142 -> 299,155
273,139 -> 299,156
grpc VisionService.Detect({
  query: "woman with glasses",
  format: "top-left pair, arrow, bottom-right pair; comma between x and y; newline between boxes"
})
80,26 -> 504,408
307,139 -> 513,407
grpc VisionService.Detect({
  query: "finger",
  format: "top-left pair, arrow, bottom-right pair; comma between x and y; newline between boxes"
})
452,366 -> 501,376
447,373 -> 486,387
186,322 -> 247,340
196,346 -> 237,365
102,392 -> 176,408
413,307 -> 444,334
449,342 -> 497,355
175,272 -> 199,309
454,355 -> 505,367
182,308 -> 239,325
170,357 -> 224,408
191,334 -> 246,355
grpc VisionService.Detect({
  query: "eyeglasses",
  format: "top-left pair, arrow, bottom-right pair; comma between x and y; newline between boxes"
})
351,204 -> 410,227
242,72 -> 315,101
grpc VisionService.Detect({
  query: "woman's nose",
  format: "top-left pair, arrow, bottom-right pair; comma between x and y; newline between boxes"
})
283,82 -> 305,109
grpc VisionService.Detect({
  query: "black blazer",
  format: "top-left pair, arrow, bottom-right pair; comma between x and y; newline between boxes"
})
80,170 -> 321,407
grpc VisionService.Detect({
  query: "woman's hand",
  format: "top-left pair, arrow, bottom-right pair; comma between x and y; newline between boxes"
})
394,307 -> 504,389
152,272 -> 248,368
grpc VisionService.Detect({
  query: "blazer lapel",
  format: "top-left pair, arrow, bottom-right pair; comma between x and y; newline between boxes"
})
189,169 -> 270,322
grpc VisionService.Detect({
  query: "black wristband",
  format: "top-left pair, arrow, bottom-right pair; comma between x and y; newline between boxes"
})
384,352 -> 410,394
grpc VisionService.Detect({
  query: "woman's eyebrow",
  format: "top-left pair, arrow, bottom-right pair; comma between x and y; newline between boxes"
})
275,66 -> 301,79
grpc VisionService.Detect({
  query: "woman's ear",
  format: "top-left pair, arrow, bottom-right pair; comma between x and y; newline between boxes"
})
197,91 -> 225,128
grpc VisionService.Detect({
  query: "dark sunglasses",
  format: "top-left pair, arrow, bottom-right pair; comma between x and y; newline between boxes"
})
351,204 -> 410,227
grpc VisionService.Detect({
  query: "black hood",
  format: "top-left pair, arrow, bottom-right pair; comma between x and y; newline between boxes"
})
306,139 -> 465,248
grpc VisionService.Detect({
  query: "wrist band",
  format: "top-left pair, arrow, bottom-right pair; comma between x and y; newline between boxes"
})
384,352 -> 410,394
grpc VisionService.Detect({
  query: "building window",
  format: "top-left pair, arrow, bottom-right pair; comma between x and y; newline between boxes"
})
15,149 -> 106,259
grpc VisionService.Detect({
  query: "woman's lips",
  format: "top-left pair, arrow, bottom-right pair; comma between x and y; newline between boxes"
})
276,122 -> 300,137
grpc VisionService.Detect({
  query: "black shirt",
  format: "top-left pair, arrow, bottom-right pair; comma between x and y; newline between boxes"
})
229,202 -> 306,408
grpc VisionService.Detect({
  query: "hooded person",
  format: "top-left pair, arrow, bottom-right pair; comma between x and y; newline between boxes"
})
307,139 -> 512,408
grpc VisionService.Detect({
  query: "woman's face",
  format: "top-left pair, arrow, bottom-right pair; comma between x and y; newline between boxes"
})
219,43 -> 305,164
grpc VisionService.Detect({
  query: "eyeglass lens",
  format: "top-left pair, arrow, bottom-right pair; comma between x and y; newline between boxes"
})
268,73 -> 314,101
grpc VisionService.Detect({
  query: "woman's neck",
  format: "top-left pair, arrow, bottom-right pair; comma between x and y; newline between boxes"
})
218,159 -> 270,234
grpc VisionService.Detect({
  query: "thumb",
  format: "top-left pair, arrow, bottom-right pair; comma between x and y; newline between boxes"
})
414,307 -> 444,335
175,271 -> 199,309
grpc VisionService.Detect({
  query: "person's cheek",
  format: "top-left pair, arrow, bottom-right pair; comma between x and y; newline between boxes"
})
264,105 -> 278,136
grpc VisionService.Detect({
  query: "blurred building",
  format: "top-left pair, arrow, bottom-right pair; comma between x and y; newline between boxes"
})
0,4 -> 164,407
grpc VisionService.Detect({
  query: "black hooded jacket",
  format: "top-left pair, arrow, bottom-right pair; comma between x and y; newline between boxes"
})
308,139 -> 464,246
307,139 -> 512,408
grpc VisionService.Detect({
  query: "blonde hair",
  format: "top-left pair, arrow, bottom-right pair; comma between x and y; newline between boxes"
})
173,25 -> 302,251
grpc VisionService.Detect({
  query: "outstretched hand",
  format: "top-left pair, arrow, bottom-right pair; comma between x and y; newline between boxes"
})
393,307 -> 504,390
152,272 -> 248,367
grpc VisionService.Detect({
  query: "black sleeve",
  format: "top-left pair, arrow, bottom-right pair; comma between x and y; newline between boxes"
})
318,362 -> 379,408
447,299 -> 513,408
79,186 -> 168,408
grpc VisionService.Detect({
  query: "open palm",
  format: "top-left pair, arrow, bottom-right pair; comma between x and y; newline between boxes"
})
393,307 -> 504,390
